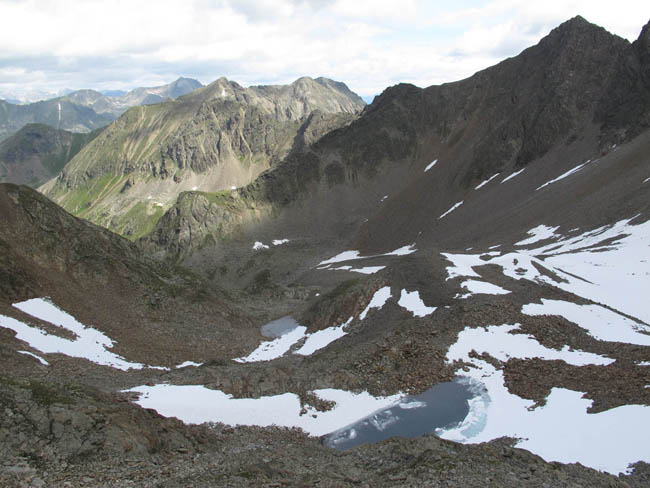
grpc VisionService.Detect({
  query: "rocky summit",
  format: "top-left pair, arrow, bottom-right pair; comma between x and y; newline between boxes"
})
1,15 -> 650,488
40,76 -> 365,239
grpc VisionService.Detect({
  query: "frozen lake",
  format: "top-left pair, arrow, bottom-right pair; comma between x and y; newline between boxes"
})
260,316 -> 301,338
324,379 -> 477,450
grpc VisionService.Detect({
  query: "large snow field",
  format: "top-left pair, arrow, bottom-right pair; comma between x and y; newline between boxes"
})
438,216 -> 650,474
438,322 -> 649,474
124,384 -> 402,437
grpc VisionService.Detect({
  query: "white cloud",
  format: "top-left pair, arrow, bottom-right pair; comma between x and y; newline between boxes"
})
0,0 -> 649,100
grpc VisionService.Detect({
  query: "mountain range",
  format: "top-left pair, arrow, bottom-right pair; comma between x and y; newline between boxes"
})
1,15 -> 650,487
0,77 -> 203,142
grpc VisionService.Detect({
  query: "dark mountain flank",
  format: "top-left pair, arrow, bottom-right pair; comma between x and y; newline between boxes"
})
0,124 -> 101,187
142,17 -> 650,263
40,76 -> 365,239
0,98 -> 114,142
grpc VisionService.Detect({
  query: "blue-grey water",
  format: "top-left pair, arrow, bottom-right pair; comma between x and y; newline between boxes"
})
260,316 -> 301,338
324,379 -> 476,450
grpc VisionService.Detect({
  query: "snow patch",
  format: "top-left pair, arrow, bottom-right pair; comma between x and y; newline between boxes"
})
295,317 -> 353,356
459,280 -> 510,296
124,384 -> 402,437
435,323 -> 650,475
252,241 -> 269,250
1,298 -> 156,371
515,225 -> 560,246
272,239 -> 289,246
359,287 -> 392,320
397,289 -> 436,317
176,361 -> 203,369
442,217 -> 650,325
234,326 -> 307,363
522,300 -> 650,346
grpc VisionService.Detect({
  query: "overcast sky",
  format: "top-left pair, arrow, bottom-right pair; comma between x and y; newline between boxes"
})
2,0 -> 650,101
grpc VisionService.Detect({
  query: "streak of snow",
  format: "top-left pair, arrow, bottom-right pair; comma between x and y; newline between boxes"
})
424,159 -> 437,172
380,195 -> 388,201
318,250 -> 362,266
522,300 -> 650,346
475,173 -> 500,190
644,177 -> 650,184
536,161 -> 590,191
1,298 -> 152,371
500,168 -> 525,183
515,225 -> 560,246
125,384 -> 402,437
18,350 -> 49,365
317,244 -> 416,267
397,289 -> 436,317
359,287 -> 392,320
330,266 -> 386,274
385,244 -> 417,256
438,201 -> 463,219
234,326 -> 307,363
272,239 -> 289,246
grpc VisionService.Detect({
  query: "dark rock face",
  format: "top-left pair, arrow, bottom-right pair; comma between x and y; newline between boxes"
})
145,17 -> 650,262
0,123 -> 100,187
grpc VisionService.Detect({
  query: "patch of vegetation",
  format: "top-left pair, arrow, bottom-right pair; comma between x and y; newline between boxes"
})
28,380 -> 74,406
0,375 -> 74,406
62,172 -> 124,215
326,278 -> 361,299
113,201 -> 165,241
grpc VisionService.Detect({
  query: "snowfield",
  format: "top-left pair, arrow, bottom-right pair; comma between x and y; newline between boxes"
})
438,216 -> 650,474
125,384 -> 402,437
1,298 -> 165,371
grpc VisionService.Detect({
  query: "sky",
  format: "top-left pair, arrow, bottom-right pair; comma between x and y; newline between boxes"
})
1,0 -> 650,102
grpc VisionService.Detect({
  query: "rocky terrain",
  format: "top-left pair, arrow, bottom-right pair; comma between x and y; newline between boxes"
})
1,15 -> 650,488
40,76 -> 365,239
